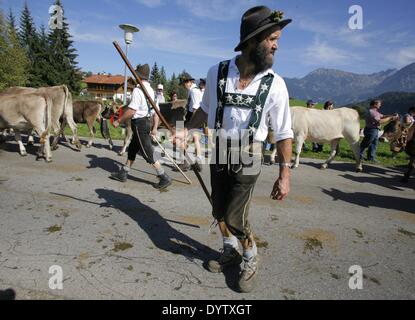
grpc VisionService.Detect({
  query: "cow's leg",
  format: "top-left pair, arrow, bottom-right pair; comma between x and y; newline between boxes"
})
321,139 -> 340,169
351,141 -> 363,172
100,118 -> 113,150
14,132 -> 27,156
344,131 -> 363,172
293,136 -> 304,168
33,125 -> 52,163
86,120 -> 95,148
51,119 -> 67,151
27,130 -> 34,146
119,123 -> 132,156
0,129 -> 8,143
66,118 -> 81,150
108,136 -> 114,150
42,134 -> 52,162
402,157 -> 414,183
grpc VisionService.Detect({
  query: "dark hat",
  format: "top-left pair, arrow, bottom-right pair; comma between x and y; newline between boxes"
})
135,64 -> 150,80
179,72 -> 194,85
235,6 -> 292,52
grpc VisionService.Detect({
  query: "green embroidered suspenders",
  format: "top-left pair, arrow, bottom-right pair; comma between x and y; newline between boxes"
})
215,60 -> 274,138
213,60 -> 274,173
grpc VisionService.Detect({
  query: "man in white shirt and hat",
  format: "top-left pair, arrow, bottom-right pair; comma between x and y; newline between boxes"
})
174,6 -> 293,293
111,64 -> 172,190
155,84 -> 166,104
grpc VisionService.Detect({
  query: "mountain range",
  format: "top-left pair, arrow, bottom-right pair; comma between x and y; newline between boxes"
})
284,62 -> 415,106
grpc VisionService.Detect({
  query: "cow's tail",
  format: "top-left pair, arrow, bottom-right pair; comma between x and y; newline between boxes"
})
40,95 -> 52,144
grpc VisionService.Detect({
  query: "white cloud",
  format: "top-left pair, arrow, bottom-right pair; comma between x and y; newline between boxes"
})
68,16 -> 231,59
294,15 -> 376,48
303,38 -> 361,66
176,0 -> 259,21
137,25 -> 232,58
293,15 -> 334,36
337,27 -> 373,48
69,20 -> 121,45
135,0 -> 163,8
387,46 -> 415,67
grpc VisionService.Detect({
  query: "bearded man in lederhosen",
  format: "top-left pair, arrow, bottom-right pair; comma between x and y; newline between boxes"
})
174,6 -> 293,293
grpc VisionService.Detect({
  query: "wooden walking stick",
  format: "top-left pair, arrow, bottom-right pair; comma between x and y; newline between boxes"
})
113,41 -> 212,205
151,136 -> 192,185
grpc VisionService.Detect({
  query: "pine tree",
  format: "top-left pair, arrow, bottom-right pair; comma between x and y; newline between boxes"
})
0,10 -> 7,90
166,72 -> 180,101
8,8 -> 16,31
32,25 -> 55,87
160,66 -> 167,88
18,1 -> 37,60
48,0 -> 81,93
150,62 -> 161,90
0,8 -> 29,90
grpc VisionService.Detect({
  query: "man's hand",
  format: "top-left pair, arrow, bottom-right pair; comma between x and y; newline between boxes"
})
151,128 -> 158,139
113,120 -> 120,129
270,174 -> 290,201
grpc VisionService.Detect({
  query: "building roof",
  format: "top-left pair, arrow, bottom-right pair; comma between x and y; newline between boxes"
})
84,74 -> 132,85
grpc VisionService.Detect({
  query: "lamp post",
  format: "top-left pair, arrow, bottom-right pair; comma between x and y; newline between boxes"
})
119,24 -> 139,105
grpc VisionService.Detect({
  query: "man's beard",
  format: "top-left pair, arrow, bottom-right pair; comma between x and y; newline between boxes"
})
249,42 -> 274,73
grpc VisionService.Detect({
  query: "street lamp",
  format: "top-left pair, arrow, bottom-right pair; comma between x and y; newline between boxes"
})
119,24 -> 139,105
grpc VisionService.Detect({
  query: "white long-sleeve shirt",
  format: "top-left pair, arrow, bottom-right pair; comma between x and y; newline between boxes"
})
187,84 -> 203,113
128,82 -> 158,119
200,56 -> 293,142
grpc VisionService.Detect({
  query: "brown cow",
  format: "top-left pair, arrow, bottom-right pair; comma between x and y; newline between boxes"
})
0,93 -> 53,161
0,85 -> 81,151
58,100 -> 103,148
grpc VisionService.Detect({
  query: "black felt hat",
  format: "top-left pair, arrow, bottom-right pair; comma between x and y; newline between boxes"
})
135,64 -> 150,80
179,72 -> 195,85
234,6 -> 292,52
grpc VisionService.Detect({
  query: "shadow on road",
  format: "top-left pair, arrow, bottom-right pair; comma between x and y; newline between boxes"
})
300,159 -> 402,175
86,154 -> 123,172
340,173 -> 414,191
322,188 -> 415,214
50,189 -> 241,292
86,154 -> 191,186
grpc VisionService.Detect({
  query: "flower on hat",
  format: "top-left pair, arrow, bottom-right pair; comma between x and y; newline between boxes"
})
270,10 -> 284,22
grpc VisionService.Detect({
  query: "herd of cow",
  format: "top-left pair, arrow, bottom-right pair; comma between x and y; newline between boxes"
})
0,84 -> 413,182
0,85 -> 187,161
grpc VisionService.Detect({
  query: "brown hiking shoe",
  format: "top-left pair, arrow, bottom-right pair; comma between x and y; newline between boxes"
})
207,246 -> 242,273
155,173 -> 172,190
238,255 -> 258,293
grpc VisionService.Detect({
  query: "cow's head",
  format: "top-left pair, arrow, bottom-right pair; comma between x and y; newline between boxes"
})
381,119 -> 408,153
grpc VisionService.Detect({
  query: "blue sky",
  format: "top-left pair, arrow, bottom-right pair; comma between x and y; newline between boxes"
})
2,0 -> 415,80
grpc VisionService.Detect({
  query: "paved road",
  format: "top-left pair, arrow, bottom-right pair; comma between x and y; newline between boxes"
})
0,138 -> 414,300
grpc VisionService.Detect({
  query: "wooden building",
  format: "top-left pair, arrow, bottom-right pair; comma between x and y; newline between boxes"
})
83,74 -> 135,101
